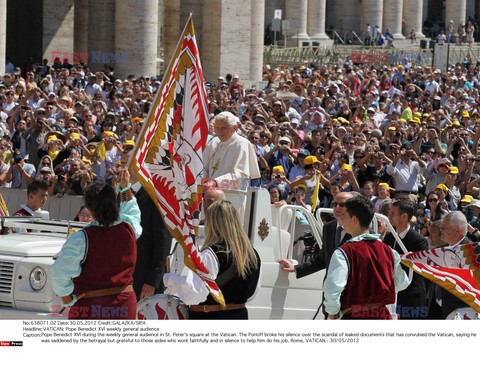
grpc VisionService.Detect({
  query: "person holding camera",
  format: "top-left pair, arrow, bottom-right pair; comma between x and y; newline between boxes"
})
270,165 -> 291,199
5,150 -> 36,189
52,166 -> 69,196
290,184 -> 310,225
102,131 -> 122,172
386,141 -> 426,206
265,136 -> 295,178
66,158 -> 92,195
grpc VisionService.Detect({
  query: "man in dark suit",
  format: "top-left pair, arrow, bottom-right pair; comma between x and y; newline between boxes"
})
438,211 -> 470,319
384,201 -> 428,319
277,191 -> 357,278
132,184 -> 173,301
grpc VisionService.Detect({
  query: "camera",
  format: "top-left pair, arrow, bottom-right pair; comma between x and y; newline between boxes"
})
14,156 -> 22,164
274,174 -> 281,179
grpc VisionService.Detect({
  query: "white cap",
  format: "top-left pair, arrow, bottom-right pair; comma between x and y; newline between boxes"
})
469,199 -> 480,208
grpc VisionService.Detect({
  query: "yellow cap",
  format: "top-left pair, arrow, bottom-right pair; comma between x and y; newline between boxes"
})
378,182 -> 390,190
131,117 -> 143,123
82,157 -> 92,164
272,165 -> 285,174
125,140 -> 135,147
462,111 -> 470,118
435,183 -> 449,193
103,131 -> 114,137
341,164 -> 352,171
461,195 -> 474,203
304,156 -> 319,166
452,120 -> 461,127
47,135 -> 58,142
409,117 -> 421,124
398,118 -> 407,124
413,112 -> 422,119
295,184 -> 307,192
70,132 -> 80,140
388,126 -> 396,131
448,166 -> 459,175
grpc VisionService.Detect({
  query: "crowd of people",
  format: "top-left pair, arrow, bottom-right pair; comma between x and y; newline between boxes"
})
2,53 -> 480,319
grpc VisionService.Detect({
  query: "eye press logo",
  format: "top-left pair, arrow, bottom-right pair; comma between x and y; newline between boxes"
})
51,51 -> 129,65
0,341 -> 23,347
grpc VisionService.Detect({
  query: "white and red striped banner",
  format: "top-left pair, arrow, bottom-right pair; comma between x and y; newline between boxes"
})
129,16 -> 225,307
402,245 -> 480,313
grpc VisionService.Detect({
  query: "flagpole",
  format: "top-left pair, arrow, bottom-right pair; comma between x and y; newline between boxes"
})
127,13 -> 195,169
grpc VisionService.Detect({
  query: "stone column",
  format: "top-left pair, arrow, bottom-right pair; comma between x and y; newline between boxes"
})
202,0 -> 251,82
88,0 -> 115,71
446,0 -> 467,39
362,0 -> 383,34
403,0 -> 425,38
74,0 -> 89,55
383,0 -> 405,39
157,0 -> 164,76
115,0 -> 158,79
0,0 -> 5,74
43,0 -> 74,63
164,0 -> 181,67
285,0 -> 309,45
307,0 -> 330,41
250,0 -> 265,82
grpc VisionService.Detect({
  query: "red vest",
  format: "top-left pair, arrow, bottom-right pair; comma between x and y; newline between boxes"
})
73,222 -> 137,294
13,208 -> 31,217
12,207 -> 32,233
339,239 -> 396,311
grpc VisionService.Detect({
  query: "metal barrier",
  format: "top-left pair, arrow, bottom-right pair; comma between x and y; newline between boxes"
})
264,43 -> 480,68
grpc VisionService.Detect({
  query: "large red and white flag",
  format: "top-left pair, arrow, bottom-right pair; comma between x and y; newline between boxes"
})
129,16 -> 225,307
402,244 -> 480,313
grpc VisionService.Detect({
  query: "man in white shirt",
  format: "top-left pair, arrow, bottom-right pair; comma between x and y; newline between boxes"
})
26,88 -> 45,112
386,142 -> 426,205
425,74 -> 440,95
437,31 -> 446,45
438,211 -> 471,318
2,91 -> 17,113
85,75 -> 102,98
203,111 -> 260,189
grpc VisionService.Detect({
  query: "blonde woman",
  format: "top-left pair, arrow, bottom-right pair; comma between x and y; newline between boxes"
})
164,200 -> 261,319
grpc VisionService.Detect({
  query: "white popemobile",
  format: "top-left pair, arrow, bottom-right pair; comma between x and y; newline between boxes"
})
0,187 -> 450,320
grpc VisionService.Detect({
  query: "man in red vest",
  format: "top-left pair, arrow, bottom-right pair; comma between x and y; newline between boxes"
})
11,180 -> 48,233
324,195 -> 410,319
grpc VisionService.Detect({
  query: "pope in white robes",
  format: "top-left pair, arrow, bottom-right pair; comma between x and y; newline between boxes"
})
203,111 -> 260,188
